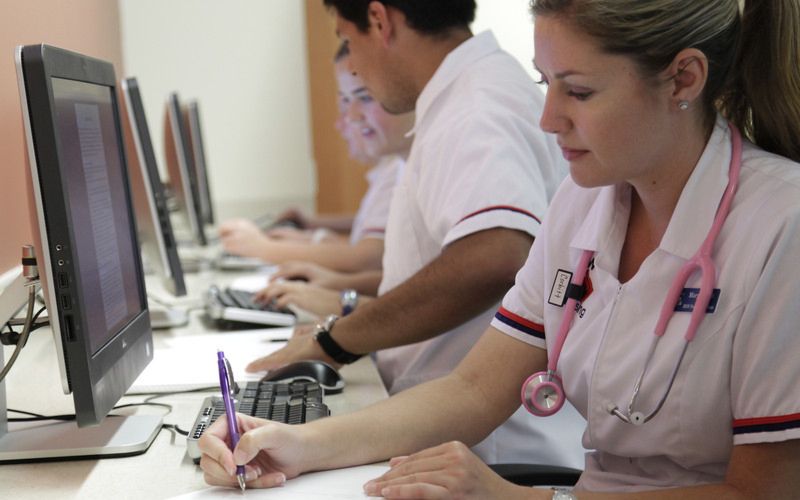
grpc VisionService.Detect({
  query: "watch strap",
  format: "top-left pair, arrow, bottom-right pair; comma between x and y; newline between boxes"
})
314,315 -> 362,364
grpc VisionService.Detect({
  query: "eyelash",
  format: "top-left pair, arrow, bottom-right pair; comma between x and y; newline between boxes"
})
567,90 -> 593,101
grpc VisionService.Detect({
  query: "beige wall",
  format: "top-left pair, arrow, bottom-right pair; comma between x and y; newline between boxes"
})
0,1 -> 123,273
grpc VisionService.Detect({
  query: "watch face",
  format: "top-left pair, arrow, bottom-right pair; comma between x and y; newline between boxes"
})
552,489 -> 576,500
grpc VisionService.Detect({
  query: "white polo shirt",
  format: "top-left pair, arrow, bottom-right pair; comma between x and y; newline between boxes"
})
492,118 -> 800,491
375,31 -> 584,467
350,155 -> 403,245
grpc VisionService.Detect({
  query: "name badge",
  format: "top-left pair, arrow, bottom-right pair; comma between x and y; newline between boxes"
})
674,288 -> 721,313
548,269 -> 572,307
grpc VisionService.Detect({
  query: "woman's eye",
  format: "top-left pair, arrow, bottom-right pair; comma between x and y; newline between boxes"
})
567,90 -> 593,101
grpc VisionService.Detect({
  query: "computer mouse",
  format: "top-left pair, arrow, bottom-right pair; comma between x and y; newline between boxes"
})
260,360 -> 345,394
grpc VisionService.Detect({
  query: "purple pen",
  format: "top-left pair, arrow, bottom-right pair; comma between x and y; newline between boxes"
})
218,350 -> 246,491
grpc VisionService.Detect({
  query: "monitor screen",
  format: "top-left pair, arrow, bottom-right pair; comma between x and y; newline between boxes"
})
14,44 -> 157,438
164,92 -> 207,246
121,77 -> 187,298
51,77 -> 144,353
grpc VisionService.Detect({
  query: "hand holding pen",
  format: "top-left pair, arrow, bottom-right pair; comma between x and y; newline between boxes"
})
218,350 -> 246,491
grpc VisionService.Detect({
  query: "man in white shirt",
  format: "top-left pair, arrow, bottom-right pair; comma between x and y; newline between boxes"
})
247,0 -> 584,467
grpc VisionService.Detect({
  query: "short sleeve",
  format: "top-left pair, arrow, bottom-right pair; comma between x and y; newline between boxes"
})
415,106 -> 557,248
730,207 -> 800,445
491,220 -> 550,350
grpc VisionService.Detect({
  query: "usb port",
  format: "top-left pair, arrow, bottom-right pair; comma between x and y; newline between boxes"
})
60,294 -> 71,310
58,272 -> 69,288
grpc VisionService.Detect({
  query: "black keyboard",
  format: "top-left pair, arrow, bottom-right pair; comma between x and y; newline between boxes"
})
186,379 -> 329,461
212,286 -> 288,312
204,285 -> 297,327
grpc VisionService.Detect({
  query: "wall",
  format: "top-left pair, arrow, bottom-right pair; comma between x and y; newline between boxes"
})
118,0 -> 316,222
0,1 -> 124,273
305,0 -> 368,215
474,0 -> 538,81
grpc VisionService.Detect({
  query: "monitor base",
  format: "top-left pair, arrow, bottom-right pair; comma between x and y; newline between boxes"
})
148,304 -> 189,329
0,414 -> 162,463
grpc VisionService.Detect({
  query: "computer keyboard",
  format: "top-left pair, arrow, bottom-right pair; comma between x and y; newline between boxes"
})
204,285 -> 297,327
186,379 -> 330,461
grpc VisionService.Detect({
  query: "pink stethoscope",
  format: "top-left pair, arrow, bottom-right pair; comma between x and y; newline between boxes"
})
522,123 -> 742,425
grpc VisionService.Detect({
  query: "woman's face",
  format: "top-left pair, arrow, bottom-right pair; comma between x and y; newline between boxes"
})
534,16 -> 676,188
335,60 -> 413,163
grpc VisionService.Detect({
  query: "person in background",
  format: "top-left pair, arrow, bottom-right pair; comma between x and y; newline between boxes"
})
219,43 -> 413,274
244,0 -> 583,470
199,0 -> 800,498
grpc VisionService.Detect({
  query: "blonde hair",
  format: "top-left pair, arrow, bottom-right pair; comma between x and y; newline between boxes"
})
531,0 -> 800,163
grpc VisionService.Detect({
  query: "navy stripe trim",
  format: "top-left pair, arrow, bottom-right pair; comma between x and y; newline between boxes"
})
494,311 -> 545,340
733,419 -> 800,435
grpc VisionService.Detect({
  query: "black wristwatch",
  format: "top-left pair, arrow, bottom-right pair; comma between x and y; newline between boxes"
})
314,314 -> 363,364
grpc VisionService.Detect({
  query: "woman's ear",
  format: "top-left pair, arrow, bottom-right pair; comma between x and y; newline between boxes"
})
668,48 -> 708,110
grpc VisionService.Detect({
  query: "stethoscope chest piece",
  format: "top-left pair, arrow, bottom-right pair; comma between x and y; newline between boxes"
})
521,371 -> 565,416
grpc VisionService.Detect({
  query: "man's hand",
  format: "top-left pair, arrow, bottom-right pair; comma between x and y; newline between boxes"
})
245,330 -> 338,372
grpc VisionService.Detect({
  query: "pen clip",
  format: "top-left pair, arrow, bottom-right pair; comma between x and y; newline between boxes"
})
224,357 -> 236,397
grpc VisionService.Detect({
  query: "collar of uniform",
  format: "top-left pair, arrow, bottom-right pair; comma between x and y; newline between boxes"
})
406,30 -> 501,138
568,116 -> 733,266
659,116 -> 732,259
366,154 -> 400,184
569,183 -> 627,266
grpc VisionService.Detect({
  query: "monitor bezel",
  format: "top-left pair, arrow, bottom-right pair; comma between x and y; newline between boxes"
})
16,44 -> 153,427
121,77 -> 187,297
165,92 -> 207,246
185,100 -> 215,226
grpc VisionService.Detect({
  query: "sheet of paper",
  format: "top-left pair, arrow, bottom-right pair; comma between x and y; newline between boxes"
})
128,329 -> 292,393
169,464 -> 390,499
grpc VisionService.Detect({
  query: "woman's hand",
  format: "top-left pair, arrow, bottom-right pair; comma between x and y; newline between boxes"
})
219,218 -> 270,258
199,413 -> 310,489
255,280 -> 341,318
271,261 -> 350,290
363,441 -> 534,499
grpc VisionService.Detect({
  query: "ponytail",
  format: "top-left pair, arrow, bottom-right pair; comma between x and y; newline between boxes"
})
720,0 -> 800,162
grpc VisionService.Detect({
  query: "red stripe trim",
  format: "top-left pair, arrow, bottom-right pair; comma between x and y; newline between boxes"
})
457,205 -> 542,225
498,307 -> 544,332
361,227 -> 385,234
733,412 -> 800,428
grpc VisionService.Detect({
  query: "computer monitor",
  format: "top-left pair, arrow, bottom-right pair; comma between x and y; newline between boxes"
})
120,78 -> 190,329
1,44 -> 162,462
164,92 -> 207,246
184,100 -> 216,226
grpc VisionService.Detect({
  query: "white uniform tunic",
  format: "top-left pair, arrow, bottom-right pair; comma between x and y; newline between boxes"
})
376,31 -> 585,467
492,118 -> 800,491
349,155 -> 403,245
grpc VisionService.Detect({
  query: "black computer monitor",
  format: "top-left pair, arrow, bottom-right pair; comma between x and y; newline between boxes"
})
184,100 -> 216,226
164,92 -> 207,246
121,77 -> 188,300
2,44 -> 161,462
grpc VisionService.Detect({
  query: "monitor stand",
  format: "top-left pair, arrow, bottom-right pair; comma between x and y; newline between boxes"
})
147,302 -> 189,329
0,410 -> 162,463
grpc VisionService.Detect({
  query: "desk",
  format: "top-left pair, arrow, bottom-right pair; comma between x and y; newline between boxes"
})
0,267 -> 388,499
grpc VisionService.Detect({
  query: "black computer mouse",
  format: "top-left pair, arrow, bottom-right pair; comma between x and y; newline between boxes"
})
260,360 -> 345,394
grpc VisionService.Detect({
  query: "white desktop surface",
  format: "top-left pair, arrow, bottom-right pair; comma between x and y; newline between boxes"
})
0,268 -> 389,499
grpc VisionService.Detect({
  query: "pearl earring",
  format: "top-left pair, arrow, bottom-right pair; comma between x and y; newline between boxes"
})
678,100 -> 690,111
